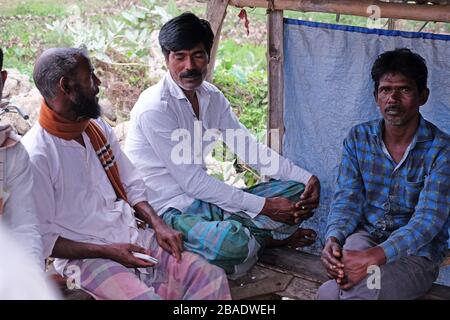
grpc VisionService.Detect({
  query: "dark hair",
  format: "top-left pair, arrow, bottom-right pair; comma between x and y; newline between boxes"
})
33,47 -> 88,100
371,48 -> 428,93
159,12 -> 214,59
0,48 -> 3,70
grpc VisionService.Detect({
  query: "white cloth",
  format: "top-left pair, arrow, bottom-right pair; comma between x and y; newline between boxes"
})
22,118 -> 149,274
124,73 -> 312,218
0,224 -> 60,300
0,124 -> 44,270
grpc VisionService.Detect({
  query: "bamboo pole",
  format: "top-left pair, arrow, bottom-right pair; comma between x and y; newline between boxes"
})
229,0 -> 450,23
267,9 -> 284,155
206,0 -> 230,82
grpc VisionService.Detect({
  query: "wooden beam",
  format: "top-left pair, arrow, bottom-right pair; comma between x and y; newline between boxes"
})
206,0 -> 230,82
229,0 -> 450,23
267,9 -> 284,155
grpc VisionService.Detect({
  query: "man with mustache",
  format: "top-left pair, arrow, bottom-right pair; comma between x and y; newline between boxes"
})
21,48 -> 231,300
125,12 -> 320,278
318,48 -> 449,299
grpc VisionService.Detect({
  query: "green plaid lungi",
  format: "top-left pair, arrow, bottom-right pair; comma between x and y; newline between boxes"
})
162,180 -> 305,277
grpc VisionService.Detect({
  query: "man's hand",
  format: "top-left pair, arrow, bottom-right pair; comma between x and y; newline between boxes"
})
133,201 -> 184,262
260,197 -> 301,225
260,176 -> 320,225
152,219 -> 184,262
295,175 -> 320,223
321,237 -> 345,282
340,246 -> 386,290
104,243 -> 156,268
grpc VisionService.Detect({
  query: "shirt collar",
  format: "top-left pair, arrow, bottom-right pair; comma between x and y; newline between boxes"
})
372,114 -> 432,144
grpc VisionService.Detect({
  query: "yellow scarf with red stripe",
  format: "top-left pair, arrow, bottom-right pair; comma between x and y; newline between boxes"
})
39,101 -> 128,202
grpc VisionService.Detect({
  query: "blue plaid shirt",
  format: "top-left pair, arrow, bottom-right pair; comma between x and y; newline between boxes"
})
326,115 -> 449,264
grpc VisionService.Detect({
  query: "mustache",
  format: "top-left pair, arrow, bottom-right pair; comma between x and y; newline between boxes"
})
385,105 -> 404,113
180,69 -> 202,79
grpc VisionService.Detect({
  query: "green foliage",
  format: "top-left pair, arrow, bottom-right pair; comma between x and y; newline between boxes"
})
0,0 -> 68,17
14,2 -> 67,17
211,40 -> 268,187
46,0 -> 171,65
285,11 -> 375,27
214,40 -> 267,138
0,19 -> 70,75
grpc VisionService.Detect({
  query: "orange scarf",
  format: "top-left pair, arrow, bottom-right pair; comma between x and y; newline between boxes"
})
39,101 -> 128,202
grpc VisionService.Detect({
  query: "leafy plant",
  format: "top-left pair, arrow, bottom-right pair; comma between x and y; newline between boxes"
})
46,0 -> 172,65
211,39 -> 268,186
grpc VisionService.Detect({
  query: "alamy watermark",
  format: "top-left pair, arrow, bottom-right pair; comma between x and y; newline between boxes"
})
366,5 -> 384,29
366,265 -> 381,290
65,265 -> 81,290
170,121 -> 281,175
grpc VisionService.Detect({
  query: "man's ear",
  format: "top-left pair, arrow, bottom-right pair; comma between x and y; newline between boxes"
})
59,76 -> 71,95
1,70 -> 7,84
419,88 -> 430,106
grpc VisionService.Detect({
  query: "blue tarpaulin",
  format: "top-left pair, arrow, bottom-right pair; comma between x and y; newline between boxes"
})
283,18 -> 450,285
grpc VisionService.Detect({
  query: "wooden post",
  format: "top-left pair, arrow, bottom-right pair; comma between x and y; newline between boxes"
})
229,0 -> 450,23
267,9 -> 284,155
206,0 -> 230,82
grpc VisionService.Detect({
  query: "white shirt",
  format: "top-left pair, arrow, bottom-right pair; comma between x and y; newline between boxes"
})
0,130 -> 44,270
125,73 -> 312,218
22,118 -> 148,274
0,224 -> 60,300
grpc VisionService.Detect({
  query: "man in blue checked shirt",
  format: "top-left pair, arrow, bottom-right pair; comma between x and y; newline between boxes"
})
317,48 -> 449,300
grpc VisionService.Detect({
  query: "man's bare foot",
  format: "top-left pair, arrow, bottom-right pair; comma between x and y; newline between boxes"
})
266,228 -> 317,248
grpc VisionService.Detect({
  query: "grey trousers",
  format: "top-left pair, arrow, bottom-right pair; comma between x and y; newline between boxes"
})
316,229 -> 439,300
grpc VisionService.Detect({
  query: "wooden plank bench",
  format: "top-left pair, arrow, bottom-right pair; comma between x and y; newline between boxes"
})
230,247 -> 450,300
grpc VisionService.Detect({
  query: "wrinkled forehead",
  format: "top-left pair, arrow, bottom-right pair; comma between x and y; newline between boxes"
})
171,43 -> 206,55
378,72 -> 417,87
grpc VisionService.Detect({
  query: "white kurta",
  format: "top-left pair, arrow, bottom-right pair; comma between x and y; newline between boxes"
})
1,133 -> 44,270
0,224 -> 59,299
22,118 -> 148,274
125,73 -> 313,218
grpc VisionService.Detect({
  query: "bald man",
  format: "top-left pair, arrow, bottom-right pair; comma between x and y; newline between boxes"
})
22,48 -> 231,300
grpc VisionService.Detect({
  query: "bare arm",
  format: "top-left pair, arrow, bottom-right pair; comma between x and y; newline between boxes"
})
51,237 -> 155,268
